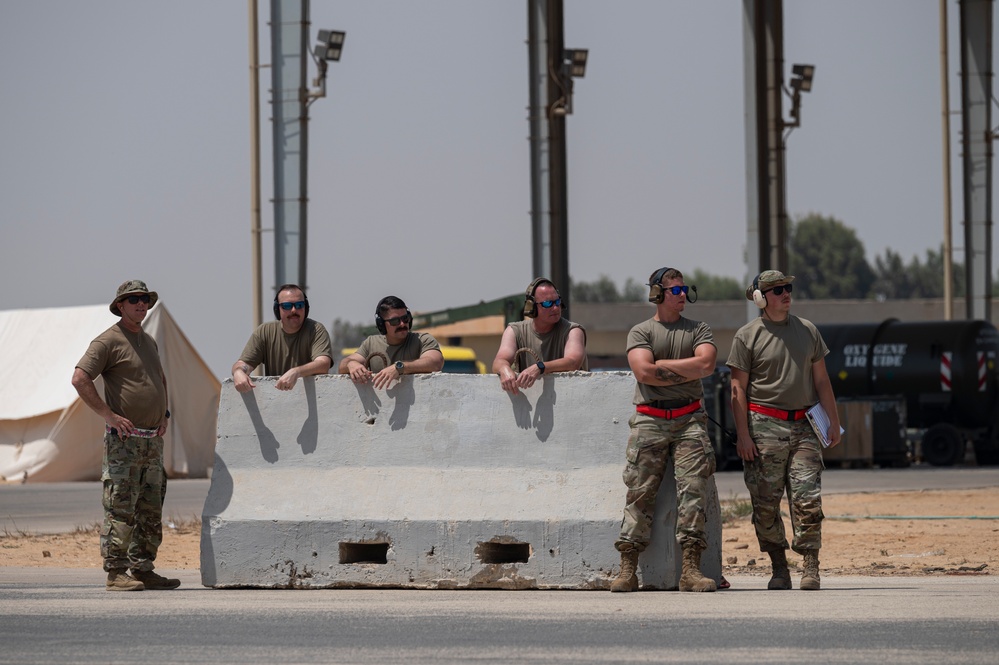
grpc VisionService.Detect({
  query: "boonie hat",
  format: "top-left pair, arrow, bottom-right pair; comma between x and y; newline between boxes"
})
110,280 -> 159,316
746,270 -> 795,301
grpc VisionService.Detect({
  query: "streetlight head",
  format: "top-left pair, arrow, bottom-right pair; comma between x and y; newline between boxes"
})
565,49 -> 588,78
792,64 -> 814,78
316,29 -> 346,61
790,63 -> 815,92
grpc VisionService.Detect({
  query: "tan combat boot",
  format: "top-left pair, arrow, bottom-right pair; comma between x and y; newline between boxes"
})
132,568 -> 181,590
800,550 -> 821,591
767,549 -> 792,590
106,569 -> 144,592
610,547 -> 640,592
678,545 -> 717,592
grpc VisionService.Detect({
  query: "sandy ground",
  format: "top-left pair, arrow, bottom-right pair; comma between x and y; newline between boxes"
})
1,488 -> 996,577
721,487 -> 997,578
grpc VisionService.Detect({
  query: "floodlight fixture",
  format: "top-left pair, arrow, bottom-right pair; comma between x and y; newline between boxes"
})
566,49 -> 589,78
315,29 -> 346,62
553,48 -> 589,116
784,63 -> 815,129
307,29 -> 346,105
790,63 -> 814,93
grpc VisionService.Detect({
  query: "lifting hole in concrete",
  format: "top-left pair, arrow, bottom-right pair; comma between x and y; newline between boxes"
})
477,541 -> 530,564
339,542 -> 389,564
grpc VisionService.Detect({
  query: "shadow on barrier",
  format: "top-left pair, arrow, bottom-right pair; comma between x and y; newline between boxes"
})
240,391 -> 279,463
533,378 -> 556,441
298,378 -> 318,454
507,392 -> 533,430
386,380 -> 414,430
200,456 -> 233,586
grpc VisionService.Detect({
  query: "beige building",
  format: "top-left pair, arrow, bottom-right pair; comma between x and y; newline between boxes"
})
421,298 -> 995,370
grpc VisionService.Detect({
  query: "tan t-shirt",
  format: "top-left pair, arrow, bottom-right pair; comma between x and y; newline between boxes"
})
508,318 -> 589,371
726,314 -> 828,410
238,319 -> 333,377
76,322 -> 168,428
627,317 -> 715,405
356,332 -> 441,372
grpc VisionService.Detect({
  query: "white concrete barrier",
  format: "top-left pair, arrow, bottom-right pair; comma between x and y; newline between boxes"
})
200,372 -> 722,589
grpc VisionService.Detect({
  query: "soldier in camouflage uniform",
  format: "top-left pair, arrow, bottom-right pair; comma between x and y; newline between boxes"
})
611,267 -> 718,593
727,270 -> 842,591
71,280 -> 179,592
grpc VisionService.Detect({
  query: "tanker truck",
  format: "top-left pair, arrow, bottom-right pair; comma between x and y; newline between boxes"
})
817,319 -> 999,467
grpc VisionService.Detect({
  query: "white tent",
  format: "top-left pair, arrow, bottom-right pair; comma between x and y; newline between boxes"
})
0,303 -> 220,483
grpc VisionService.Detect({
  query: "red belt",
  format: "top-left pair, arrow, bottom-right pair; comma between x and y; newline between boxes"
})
749,403 -> 808,421
636,400 -> 701,420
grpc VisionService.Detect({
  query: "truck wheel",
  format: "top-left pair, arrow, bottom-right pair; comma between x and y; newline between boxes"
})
921,424 -> 965,466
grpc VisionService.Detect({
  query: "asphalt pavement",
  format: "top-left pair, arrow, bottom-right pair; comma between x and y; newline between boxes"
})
1,568 -> 996,664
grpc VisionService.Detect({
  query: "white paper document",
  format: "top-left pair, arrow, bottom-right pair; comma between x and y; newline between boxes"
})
805,403 -> 844,448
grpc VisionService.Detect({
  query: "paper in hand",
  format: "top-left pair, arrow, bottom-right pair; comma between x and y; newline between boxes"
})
806,403 -> 844,448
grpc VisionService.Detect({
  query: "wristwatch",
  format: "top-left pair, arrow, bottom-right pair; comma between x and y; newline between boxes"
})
536,361 -> 545,374
395,361 -> 405,376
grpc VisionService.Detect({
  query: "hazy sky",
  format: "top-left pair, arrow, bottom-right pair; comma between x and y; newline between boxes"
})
0,1 -> 990,378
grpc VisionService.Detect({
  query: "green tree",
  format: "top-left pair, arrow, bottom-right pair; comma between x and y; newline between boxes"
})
570,275 -> 621,302
685,269 -> 744,300
869,246 -> 965,299
572,270 -> 743,302
788,214 -> 875,299
330,317 -> 366,356
621,277 -> 646,302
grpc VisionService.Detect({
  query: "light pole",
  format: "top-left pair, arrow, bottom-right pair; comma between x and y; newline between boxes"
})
776,63 -> 814,284
248,0 -> 263,330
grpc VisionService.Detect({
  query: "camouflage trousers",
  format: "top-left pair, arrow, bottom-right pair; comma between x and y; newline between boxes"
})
101,432 -> 166,572
615,411 -> 716,552
743,412 -> 824,554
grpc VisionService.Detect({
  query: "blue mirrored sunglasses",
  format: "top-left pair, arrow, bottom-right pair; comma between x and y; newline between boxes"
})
765,284 -> 793,296
279,301 -> 306,311
539,298 -> 562,309
121,295 -> 151,305
667,286 -> 689,296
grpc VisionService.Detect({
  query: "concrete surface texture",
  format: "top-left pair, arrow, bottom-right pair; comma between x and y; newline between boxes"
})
202,372 -> 722,589
3,569 -> 998,665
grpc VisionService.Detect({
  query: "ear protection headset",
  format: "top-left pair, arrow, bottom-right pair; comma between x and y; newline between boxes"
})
273,284 -> 310,320
523,278 -> 559,318
648,267 -> 698,304
751,274 -> 768,309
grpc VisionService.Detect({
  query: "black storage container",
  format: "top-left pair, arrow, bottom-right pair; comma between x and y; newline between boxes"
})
819,320 -> 999,431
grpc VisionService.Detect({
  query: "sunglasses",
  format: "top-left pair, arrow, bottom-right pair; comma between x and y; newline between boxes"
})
279,301 -> 306,311
121,295 -> 151,305
765,284 -> 793,296
666,286 -> 689,296
539,298 -> 562,309
385,313 -> 412,326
